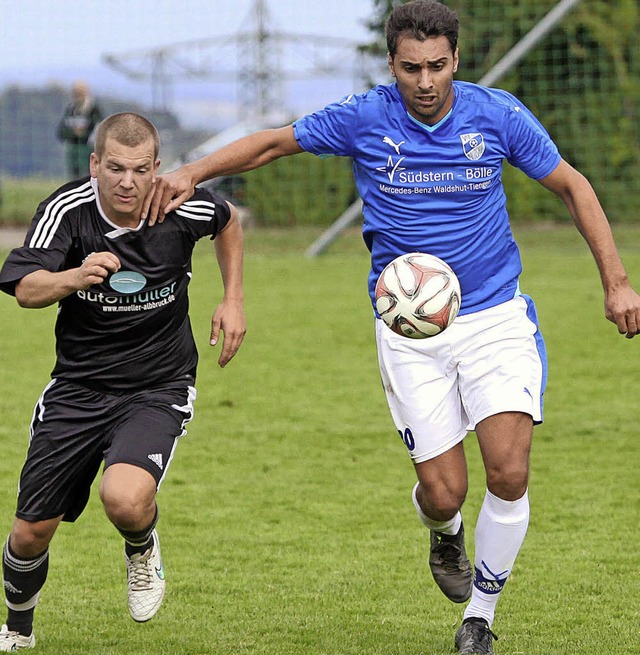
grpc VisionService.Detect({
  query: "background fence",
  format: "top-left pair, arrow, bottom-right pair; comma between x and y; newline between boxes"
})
453,0 -> 640,224
1,0 -> 638,227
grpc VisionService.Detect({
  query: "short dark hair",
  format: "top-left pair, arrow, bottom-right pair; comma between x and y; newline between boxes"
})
94,112 -> 160,159
386,0 -> 459,58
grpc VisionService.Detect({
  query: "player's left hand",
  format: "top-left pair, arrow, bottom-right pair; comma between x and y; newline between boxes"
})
605,284 -> 640,338
210,299 -> 246,366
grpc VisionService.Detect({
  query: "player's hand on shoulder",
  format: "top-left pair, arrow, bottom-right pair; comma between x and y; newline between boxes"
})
143,168 -> 198,226
77,251 -> 120,289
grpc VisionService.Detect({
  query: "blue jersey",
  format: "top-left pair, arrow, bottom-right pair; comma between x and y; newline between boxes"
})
293,81 -> 561,314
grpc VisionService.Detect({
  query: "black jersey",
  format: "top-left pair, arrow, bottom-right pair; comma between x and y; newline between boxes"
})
0,177 -> 231,392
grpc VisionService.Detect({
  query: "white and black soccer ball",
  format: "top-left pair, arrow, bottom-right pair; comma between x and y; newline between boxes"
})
375,252 -> 461,339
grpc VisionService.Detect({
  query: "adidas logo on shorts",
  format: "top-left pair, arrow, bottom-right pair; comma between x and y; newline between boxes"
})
148,453 -> 164,470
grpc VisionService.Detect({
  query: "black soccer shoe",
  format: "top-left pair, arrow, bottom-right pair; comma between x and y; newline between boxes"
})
454,618 -> 498,654
429,522 -> 473,603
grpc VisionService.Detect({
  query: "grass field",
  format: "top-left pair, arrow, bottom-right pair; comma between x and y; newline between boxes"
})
0,177 -> 65,227
0,225 -> 638,654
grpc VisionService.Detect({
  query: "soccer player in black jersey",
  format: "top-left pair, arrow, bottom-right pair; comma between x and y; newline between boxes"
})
0,112 -> 246,650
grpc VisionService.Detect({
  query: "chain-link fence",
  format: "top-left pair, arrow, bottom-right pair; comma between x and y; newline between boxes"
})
1,0 -> 638,226
451,0 -> 640,223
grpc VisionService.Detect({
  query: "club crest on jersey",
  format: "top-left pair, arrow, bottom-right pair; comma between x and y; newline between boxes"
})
460,133 -> 485,161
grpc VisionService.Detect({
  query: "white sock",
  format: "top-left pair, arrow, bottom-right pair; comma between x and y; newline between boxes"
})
464,488 -> 530,627
412,482 -> 462,535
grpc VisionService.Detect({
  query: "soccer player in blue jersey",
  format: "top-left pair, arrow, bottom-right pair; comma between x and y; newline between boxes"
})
0,113 -> 245,650
144,1 -> 640,653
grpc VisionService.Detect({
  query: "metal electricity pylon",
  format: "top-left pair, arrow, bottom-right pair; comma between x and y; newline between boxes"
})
102,0 -> 369,119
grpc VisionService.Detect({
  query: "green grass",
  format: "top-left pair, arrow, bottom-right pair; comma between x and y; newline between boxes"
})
0,177 -> 65,226
0,225 -> 638,654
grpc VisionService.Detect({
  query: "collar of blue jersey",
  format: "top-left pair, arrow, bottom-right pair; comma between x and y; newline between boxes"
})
406,105 -> 454,132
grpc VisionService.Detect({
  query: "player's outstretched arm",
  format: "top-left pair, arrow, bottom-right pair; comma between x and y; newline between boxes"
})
538,159 -> 640,338
143,126 -> 303,226
15,251 -> 121,308
211,206 -> 246,367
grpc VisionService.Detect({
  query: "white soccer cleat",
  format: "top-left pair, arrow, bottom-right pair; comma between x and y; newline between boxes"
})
0,624 -> 35,651
125,530 -> 166,622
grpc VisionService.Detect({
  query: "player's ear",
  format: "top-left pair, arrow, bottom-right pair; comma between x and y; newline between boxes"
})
388,54 -> 395,77
89,152 -> 99,178
453,48 -> 459,73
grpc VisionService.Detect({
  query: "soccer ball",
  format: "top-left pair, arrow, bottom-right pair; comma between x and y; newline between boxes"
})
375,252 -> 461,339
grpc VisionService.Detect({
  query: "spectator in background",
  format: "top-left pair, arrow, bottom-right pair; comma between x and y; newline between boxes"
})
57,80 -> 102,178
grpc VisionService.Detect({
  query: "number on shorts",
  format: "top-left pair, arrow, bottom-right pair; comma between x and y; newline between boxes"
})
398,427 -> 415,451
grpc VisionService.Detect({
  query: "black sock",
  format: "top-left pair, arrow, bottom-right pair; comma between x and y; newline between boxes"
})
7,608 -> 35,637
117,506 -> 158,557
3,539 -> 49,637
124,534 -> 154,558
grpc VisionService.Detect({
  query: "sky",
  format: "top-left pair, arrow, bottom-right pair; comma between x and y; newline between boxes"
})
0,0 -> 384,130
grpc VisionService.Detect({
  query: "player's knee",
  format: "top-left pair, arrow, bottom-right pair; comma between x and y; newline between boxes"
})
100,464 -> 157,529
485,462 -> 529,500
10,521 -> 55,556
100,488 -> 153,530
419,481 -> 466,519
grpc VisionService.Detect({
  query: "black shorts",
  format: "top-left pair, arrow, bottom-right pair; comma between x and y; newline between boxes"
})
16,377 -> 197,523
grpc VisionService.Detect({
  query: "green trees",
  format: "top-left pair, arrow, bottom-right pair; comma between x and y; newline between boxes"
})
360,0 -> 640,223
456,0 -> 640,222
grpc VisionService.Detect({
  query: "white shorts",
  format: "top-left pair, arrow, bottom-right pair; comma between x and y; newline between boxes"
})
375,295 -> 547,463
